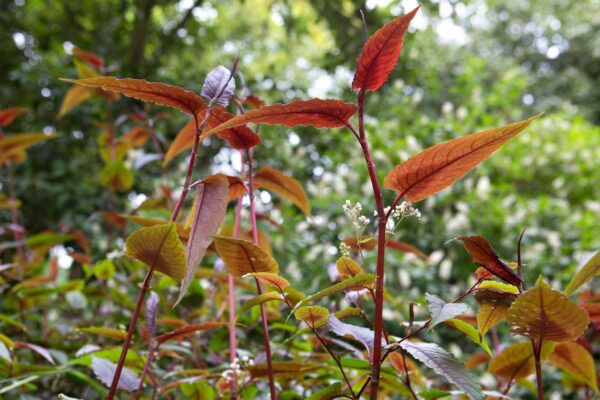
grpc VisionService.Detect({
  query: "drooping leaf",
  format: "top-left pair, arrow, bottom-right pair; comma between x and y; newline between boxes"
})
454,236 -> 522,286
384,115 -> 542,202
398,341 -> 484,400
488,341 -> 555,380
564,250 -> 600,296
0,133 -> 57,165
352,6 -> 420,91
246,272 -> 290,290
91,357 -> 140,392
294,306 -> 330,328
201,65 -> 235,106
155,321 -> 227,344
507,277 -> 589,342
99,161 -> 133,191
125,222 -> 187,281
305,273 -> 375,303
62,77 -> 207,115
327,315 -> 379,354
253,166 -> 310,215
239,292 -> 285,315
0,107 -> 29,127
176,175 -> 229,306
213,236 -> 279,276
548,342 -> 598,392
426,293 -> 469,328
476,301 -> 509,336
58,85 -> 92,119
14,341 -> 55,365
386,239 -> 429,260
478,280 -> 519,294
417,389 -> 452,400
444,319 -> 492,356
336,256 -> 363,278
79,327 -> 127,340
146,291 -> 160,339
201,98 -> 358,136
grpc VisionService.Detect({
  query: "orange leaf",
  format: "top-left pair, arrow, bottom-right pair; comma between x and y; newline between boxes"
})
201,98 -> 358,137
384,114 -> 542,201
342,236 -> 377,250
246,272 -> 290,290
155,321 -> 226,344
0,107 -> 29,127
548,342 -> 598,392
121,126 -> 150,148
62,77 -> 207,115
253,166 -> 310,215
352,6 -> 420,91
454,236 -> 522,286
386,239 -> 428,260
57,85 -> 93,119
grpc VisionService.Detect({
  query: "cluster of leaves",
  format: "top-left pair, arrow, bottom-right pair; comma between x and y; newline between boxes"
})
1,3 -> 599,400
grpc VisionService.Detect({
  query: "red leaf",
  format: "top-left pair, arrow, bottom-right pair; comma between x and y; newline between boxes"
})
62,77 -> 207,115
72,47 -> 105,70
0,107 -> 29,127
352,6 -> 420,92
455,236 -> 522,286
163,107 -> 261,165
201,99 -> 358,137
384,115 -> 541,201
156,322 -> 227,344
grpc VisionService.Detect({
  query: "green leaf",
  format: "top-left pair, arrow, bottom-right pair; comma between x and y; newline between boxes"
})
125,222 -> 186,281
398,341 -> 484,400
181,380 -> 216,400
239,291 -> 284,315
418,389 -> 452,400
99,161 -> 133,190
336,256 -> 363,278
306,382 -> 344,400
426,293 -> 469,328
444,319 -> 493,356
305,273 -> 375,304
564,250 -> 600,296
294,306 -> 330,328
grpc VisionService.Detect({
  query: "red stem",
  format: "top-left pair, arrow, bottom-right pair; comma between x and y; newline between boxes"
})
107,110 -> 210,400
228,150 -> 245,398
351,88 -> 387,399
245,148 -> 278,400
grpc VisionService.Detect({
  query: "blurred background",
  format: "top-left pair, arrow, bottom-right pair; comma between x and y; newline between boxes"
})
1,0 -> 599,314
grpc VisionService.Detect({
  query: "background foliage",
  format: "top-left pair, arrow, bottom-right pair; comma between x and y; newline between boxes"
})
1,0 -> 598,398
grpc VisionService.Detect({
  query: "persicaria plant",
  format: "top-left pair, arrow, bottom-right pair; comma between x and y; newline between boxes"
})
5,4 -> 594,400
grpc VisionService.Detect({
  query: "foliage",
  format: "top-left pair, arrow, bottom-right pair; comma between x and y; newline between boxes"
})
1,1 -> 599,400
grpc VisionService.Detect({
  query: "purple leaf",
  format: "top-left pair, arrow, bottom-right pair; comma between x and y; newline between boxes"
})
327,315 -> 384,358
425,293 -> 469,328
14,342 -> 55,365
146,291 -> 160,338
201,65 -> 235,106
91,357 -> 140,392
398,341 -> 484,400
175,174 -> 229,306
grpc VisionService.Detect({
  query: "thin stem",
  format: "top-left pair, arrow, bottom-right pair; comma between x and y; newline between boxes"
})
228,150 -> 245,399
134,342 -> 156,399
245,148 -> 278,400
107,110 -> 210,400
350,88 -> 387,400
107,267 -> 154,399
5,163 -> 27,275
401,351 -> 418,400
533,339 -> 544,400
517,227 -> 526,292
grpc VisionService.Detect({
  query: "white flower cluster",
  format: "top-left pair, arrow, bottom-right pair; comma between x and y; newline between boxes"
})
220,356 -> 254,383
343,200 -> 370,231
339,242 -> 351,257
374,201 -> 421,235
